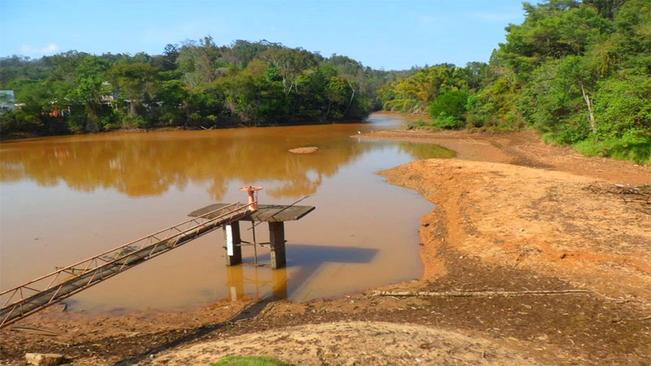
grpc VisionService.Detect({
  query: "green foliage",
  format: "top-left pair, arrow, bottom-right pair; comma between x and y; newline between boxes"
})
0,110 -> 42,135
433,115 -> 463,129
429,89 -> 469,129
407,119 -> 430,129
212,355 -> 292,366
584,0 -> 627,19
574,130 -> 651,164
499,2 -> 612,75
465,73 -> 525,130
507,0 -> 650,162
380,64 -> 471,113
381,0 -> 650,163
517,56 -> 590,139
592,73 -> 651,137
0,40 -> 382,138
510,2 -> 650,156
324,54 -> 394,110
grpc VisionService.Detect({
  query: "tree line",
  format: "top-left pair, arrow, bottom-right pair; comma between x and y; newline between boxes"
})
380,0 -> 650,163
0,39 -> 397,135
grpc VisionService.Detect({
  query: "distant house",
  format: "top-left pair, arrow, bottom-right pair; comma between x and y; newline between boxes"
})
100,81 -> 116,107
0,90 -> 16,113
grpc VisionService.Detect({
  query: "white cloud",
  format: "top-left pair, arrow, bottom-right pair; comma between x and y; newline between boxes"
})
18,43 -> 60,57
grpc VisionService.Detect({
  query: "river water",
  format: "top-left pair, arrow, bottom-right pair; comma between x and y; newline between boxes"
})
0,113 -> 453,312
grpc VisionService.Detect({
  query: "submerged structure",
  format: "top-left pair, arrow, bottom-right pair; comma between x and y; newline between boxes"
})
189,203 -> 315,269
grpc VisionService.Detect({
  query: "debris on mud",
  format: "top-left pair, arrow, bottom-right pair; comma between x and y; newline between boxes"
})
584,183 -> 651,214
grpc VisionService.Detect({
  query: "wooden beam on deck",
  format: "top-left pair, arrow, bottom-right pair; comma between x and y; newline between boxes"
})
189,204 -> 315,223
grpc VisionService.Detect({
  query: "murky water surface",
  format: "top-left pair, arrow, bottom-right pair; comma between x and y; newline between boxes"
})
0,113 -> 453,312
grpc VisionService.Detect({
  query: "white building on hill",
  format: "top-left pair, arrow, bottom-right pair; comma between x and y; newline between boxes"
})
0,90 -> 16,113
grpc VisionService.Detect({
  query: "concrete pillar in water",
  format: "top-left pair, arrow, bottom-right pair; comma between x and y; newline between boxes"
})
268,222 -> 286,269
224,221 -> 242,266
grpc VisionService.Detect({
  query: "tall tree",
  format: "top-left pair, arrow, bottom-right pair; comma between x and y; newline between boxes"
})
109,61 -> 158,120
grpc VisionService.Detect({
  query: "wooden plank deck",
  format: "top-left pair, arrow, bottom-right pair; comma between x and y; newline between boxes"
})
189,203 -> 315,223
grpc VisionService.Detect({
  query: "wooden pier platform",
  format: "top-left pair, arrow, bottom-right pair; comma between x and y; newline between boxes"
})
189,203 -> 316,269
189,203 -> 315,223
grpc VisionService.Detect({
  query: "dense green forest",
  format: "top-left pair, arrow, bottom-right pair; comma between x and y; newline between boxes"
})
381,0 -> 650,163
0,39 -> 397,134
1,0 -> 649,163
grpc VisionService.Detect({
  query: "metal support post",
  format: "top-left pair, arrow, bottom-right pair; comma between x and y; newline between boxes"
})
268,222 -> 286,269
224,221 -> 242,266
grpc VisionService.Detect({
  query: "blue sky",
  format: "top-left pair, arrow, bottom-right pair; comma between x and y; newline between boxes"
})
0,0 -> 526,70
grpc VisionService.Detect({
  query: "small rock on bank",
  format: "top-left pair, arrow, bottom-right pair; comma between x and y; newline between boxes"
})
25,353 -> 66,366
288,146 -> 318,154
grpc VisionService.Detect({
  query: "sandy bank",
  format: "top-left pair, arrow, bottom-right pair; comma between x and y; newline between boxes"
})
148,321 -> 541,366
382,159 -> 651,301
362,129 -> 651,185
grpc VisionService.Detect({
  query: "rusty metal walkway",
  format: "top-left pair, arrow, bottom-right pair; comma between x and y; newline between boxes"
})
0,202 -> 253,328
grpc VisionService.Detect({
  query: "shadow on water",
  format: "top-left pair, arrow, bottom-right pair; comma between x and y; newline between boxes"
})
226,244 -> 378,301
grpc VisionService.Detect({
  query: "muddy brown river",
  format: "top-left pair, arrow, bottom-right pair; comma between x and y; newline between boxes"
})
0,113 -> 453,312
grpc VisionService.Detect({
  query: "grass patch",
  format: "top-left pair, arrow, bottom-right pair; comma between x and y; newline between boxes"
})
542,129 -> 651,165
407,118 -> 434,130
573,133 -> 651,165
398,141 -> 457,159
212,355 -> 292,366
432,115 -> 464,129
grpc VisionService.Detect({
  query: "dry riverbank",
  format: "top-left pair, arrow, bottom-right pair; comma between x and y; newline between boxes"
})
2,129 -> 650,365
362,128 -> 650,185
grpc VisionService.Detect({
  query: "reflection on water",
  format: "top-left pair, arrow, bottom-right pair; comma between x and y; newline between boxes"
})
225,244 -> 379,302
0,113 -> 454,311
1,126 -> 368,199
